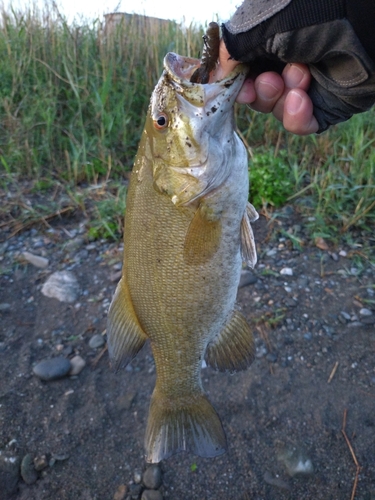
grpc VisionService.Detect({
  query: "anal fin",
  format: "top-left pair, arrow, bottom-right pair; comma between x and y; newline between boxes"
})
205,310 -> 254,372
145,390 -> 226,463
107,277 -> 147,370
241,202 -> 259,269
183,206 -> 222,265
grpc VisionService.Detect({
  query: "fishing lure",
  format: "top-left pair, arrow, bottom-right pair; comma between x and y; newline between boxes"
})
190,22 -> 220,84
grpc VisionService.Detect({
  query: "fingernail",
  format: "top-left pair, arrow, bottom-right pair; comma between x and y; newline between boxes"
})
284,64 -> 305,87
256,81 -> 280,101
285,91 -> 303,115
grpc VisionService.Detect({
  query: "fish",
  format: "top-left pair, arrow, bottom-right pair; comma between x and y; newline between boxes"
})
107,50 -> 259,463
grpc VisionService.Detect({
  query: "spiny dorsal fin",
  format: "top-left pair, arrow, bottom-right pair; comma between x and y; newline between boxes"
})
205,309 -> 254,372
240,202 -> 259,269
183,206 -> 222,265
107,277 -> 148,370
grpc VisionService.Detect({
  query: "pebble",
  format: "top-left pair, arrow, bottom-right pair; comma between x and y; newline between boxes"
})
141,490 -> 163,500
359,308 -> 373,316
280,267 -> 293,276
33,356 -> 72,381
142,464 -> 162,490
21,453 -> 38,484
41,271 -> 80,303
134,469 -> 142,484
89,334 -> 105,349
113,484 -> 128,500
110,270 -> 123,282
340,311 -> 351,321
278,446 -> 314,477
34,455 -> 48,471
22,251 -> 49,269
0,451 -> 21,495
69,355 -> 86,375
0,303 -> 11,312
238,270 -> 257,288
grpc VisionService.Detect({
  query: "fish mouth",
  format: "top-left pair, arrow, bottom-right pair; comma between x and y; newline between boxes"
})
164,52 -> 246,89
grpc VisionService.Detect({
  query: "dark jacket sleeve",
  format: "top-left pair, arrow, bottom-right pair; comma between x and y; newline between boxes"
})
223,0 -> 375,132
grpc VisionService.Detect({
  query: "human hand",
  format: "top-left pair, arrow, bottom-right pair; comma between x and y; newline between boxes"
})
221,0 -> 375,133
215,41 -> 318,135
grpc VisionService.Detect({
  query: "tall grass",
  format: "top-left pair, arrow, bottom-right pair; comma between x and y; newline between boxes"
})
0,5 -> 203,183
237,106 -> 375,237
0,4 -> 374,242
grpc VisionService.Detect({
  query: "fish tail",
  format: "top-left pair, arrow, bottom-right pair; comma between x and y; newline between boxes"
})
145,389 -> 227,463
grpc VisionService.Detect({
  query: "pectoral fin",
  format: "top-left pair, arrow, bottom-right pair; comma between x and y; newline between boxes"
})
205,310 -> 254,372
107,277 -> 147,370
241,202 -> 259,269
183,206 -> 222,265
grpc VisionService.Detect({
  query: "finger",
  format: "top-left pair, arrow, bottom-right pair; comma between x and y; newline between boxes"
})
283,89 -> 319,135
250,72 -> 285,113
211,39 -> 239,81
282,63 -> 311,91
236,78 -> 257,104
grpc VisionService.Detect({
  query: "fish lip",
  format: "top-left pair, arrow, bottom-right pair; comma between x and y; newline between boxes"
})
164,52 -> 246,88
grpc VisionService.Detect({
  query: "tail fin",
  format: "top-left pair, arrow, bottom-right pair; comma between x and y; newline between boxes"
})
145,390 -> 227,463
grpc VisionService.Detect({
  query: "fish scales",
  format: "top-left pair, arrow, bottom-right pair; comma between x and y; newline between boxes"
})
107,52 -> 258,463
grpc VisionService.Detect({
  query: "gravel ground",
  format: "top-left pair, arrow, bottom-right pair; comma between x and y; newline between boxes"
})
0,207 -> 374,500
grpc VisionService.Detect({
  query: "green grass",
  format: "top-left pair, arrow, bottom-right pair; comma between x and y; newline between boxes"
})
0,4 -> 374,249
238,106 -> 375,240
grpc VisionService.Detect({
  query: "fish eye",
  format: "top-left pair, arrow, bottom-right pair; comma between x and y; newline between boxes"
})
153,113 -> 168,130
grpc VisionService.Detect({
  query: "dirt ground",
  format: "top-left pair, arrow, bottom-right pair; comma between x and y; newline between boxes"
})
0,206 -> 374,500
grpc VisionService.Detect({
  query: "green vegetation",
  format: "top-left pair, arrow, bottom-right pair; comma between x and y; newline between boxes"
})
0,4 -> 374,245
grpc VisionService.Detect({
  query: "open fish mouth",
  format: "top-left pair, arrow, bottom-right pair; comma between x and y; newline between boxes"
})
163,52 -> 245,90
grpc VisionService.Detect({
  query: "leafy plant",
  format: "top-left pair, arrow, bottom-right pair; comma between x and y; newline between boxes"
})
249,149 -> 295,208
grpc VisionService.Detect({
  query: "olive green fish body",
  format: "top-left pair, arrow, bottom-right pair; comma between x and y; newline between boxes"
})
107,53 -> 258,463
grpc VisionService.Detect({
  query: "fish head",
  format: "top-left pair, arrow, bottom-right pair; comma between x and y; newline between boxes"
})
145,52 -> 247,206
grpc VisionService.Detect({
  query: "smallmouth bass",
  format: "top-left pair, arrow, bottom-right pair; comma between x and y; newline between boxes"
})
107,51 -> 258,463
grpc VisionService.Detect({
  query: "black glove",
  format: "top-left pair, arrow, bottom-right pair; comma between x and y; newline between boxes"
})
222,0 -> 375,132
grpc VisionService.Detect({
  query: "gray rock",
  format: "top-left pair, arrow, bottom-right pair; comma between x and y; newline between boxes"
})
141,490 -> 163,500
238,270 -> 257,288
339,311 -> 351,322
89,334 -> 105,349
0,342 -> 6,352
0,303 -> 11,312
359,308 -> 373,316
33,357 -> 71,381
41,271 -> 80,303
69,355 -> 86,376
142,464 -> 162,490
0,450 -> 21,495
278,446 -> 314,477
280,267 -> 293,276
21,453 -> 38,485
22,251 -> 49,269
